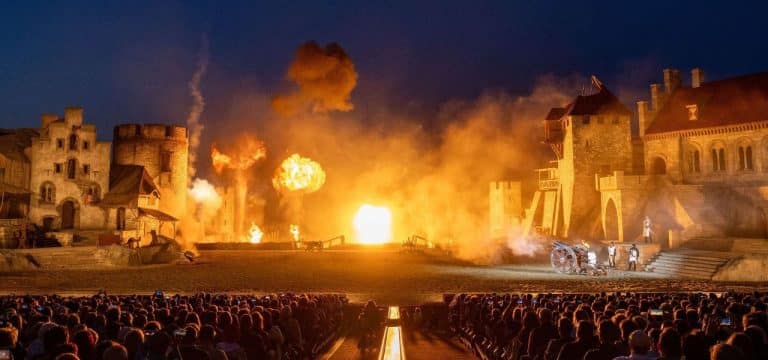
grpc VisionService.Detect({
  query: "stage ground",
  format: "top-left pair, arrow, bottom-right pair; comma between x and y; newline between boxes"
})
2,249 -> 766,304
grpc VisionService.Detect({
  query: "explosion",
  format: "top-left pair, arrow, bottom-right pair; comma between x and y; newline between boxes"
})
211,134 -> 267,242
273,154 -> 326,193
289,224 -> 300,242
188,178 -> 221,206
248,223 -> 263,244
353,204 -> 393,245
211,136 -> 267,173
272,41 -> 357,116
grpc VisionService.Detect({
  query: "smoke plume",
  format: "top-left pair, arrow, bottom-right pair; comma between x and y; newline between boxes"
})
272,41 -> 358,116
212,41 -> 588,263
186,35 -> 209,178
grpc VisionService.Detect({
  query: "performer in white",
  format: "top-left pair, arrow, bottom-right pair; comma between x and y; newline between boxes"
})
607,241 -> 617,267
643,216 -> 653,243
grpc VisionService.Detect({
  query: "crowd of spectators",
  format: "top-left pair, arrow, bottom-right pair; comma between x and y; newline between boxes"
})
448,292 -> 768,360
0,292 -> 346,360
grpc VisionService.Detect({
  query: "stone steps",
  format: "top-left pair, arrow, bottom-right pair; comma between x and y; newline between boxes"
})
645,250 -> 733,279
19,246 -> 116,270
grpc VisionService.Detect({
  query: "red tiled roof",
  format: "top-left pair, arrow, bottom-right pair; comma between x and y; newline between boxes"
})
645,71 -> 768,134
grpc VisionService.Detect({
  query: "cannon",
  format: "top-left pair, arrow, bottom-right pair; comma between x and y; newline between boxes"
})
551,240 -> 606,275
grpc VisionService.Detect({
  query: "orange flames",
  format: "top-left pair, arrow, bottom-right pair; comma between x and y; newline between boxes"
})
211,136 -> 267,173
248,223 -> 263,244
273,154 -> 326,193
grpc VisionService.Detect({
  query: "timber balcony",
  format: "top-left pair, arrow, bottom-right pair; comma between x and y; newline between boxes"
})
596,171 -> 649,191
536,167 -> 559,191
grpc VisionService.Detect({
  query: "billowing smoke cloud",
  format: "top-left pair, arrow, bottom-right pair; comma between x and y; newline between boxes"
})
272,41 -> 357,116
256,77 -> 579,263
186,35 -> 209,178
212,41 -> 586,263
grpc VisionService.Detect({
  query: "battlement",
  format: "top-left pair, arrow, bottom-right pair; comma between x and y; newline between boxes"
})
489,181 -> 517,191
114,124 -> 188,141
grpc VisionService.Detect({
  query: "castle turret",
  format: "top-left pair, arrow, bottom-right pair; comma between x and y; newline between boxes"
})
112,124 -> 189,221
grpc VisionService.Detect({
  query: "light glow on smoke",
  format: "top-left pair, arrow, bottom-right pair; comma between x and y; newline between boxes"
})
353,204 -> 392,245
273,154 -> 326,193
189,179 -> 221,205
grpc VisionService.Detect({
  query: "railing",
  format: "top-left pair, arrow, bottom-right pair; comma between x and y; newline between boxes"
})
536,167 -> 560,191
597,172 -> 648,191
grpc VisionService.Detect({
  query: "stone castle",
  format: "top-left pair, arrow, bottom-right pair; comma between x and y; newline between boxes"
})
0,107 -> 188,247
491,68 -> 768,250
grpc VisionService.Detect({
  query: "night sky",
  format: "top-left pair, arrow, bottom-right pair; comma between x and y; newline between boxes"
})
1,1 -> 766,137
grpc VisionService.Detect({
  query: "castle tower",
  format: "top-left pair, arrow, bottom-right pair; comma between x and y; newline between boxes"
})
112,124 -> 189,221
542,80 -> 633,239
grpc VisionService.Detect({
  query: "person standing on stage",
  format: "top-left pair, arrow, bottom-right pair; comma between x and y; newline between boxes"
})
607,241 -> 617,268
643,216 -> 653,243
628,244 -> 639,271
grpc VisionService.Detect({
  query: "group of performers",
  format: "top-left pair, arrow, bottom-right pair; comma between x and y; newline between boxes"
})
606,215 -> 652,271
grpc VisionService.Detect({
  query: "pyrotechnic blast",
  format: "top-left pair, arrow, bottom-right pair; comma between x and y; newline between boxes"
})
211,135 -> 267,242
248,223 -> 264,244
272,154 -> 326,194
353,204 -> 392,245
187,178 -> 222,242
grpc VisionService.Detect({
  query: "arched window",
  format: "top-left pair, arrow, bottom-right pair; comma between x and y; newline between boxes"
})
746,146 -> 754,170
712,149 -> 718,171
694,150 -> 701,172
719,148 -> 726,171
739,147 -> 745,170
69,134 -> 78,150
39,182 -> 55,203
688,150 -> 701,173
67,159 -> 76,179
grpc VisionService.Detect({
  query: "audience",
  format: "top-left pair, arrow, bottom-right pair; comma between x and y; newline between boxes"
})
450,291 -> 768,360
0,293 -> 346,360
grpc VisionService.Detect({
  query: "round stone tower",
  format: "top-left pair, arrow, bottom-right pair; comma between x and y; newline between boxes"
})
113,124 -> 189,220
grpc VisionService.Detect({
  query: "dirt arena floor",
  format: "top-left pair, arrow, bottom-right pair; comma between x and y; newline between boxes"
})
2,249 -> 767,304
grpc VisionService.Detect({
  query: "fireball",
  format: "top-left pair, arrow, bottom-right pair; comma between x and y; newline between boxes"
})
273,154 -> 326,193
353,204 -> 392,245
248,223 -> 263,244
189,179 -> 220,204
289,224 -> 300,242
211,135 -> 267,173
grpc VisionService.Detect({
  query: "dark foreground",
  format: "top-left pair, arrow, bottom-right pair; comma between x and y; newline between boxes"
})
2,249 -> 766,304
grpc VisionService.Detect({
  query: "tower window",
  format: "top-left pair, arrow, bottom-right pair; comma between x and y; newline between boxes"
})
69,134 -> 78,150
82,141 -> 90,150
161,152 -> 172,172
40,182 -> 55,203
56,138 -> 64,149
67,159 -> 76,179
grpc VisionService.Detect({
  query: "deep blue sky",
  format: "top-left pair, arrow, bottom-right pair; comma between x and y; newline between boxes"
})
1,0 -> 767,138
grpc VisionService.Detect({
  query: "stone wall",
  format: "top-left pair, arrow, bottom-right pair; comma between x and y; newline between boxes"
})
28,108 -> 111,230
644,122 -> 768,184
560,113 -> 633,238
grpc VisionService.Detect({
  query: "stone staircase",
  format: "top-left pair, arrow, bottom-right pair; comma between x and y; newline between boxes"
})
644,249 -> 735,279
21,246 -> 115,270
